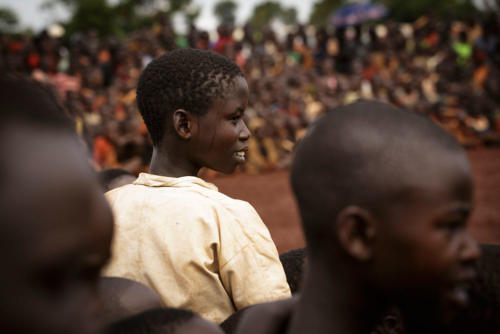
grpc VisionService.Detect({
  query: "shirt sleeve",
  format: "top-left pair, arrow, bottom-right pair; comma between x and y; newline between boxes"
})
216,202 -> 291,310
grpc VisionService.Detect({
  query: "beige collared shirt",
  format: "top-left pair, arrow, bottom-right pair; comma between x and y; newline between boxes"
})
103,173 -> 291,323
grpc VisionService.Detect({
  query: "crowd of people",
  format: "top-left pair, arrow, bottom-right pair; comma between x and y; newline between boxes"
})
1,12 -> 499,174
2,70 -> 500,333
1,6 -> 500,330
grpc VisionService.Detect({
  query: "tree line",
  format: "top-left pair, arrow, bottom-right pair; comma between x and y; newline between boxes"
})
0,0 -> 498,37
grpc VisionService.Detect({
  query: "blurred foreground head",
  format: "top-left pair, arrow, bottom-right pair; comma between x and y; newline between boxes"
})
291,100 -> 480,315
0,76 -> 114,333
98,277 -> 162,324
108,307 -> 224,334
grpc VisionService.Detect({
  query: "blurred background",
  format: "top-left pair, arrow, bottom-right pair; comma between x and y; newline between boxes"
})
1,0 -> 499,252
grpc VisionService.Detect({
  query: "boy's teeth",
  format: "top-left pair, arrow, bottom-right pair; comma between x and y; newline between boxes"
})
236,151 -> 245,157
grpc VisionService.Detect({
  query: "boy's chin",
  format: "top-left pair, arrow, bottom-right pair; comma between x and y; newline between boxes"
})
216,164 -> 239,175
399,285 -> 470,318
443,284 -> 470,308
423,285 -> 473,325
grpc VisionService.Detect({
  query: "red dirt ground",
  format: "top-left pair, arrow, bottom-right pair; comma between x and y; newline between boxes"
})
208,148 -> 500,254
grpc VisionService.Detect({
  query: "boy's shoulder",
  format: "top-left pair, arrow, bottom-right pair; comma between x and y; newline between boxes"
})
208,189 -> 259,217
104,176 -> 260,222
105,183 -> 137,205
105,182 -> 135,196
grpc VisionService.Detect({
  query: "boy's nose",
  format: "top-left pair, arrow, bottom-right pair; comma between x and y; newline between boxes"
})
239,121 -> 251,141
460,232 -> 481,263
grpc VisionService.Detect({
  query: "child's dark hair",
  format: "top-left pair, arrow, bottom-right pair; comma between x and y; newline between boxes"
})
136,48 -> 244,145
279,248 -> 306,294
0,74 -> 73,132
107,307 -> 196,334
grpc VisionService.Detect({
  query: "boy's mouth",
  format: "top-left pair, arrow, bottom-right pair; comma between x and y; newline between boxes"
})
234,150 -> 247,163
445,283 -> 470,307
444,272 -> 475,308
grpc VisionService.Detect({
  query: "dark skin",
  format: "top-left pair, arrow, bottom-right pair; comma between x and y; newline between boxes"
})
236,102 -> 480,334
98,277 -> 163,324
233,297 -> 298,334
0,124 -> 114,334
175,317 -> 225,334
235,150 -> 480,334
288,151 -> 479,334
149,76 -> 251,177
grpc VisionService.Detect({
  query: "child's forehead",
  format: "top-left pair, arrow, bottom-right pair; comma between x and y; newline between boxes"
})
206,76 -> 248,110
0,127 -> 108,259
218,75 -> 248,97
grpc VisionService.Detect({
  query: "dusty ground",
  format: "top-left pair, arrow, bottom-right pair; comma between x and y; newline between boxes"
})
209,148 -> 500,254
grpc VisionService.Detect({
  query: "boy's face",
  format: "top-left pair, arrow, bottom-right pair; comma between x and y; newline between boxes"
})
372,151 -> 480,311
190,76 -> 251,174
0,126 -> 113,334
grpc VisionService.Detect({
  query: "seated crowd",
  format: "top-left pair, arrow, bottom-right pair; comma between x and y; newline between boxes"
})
2,14 -> 499,174
1,47 -> 499,334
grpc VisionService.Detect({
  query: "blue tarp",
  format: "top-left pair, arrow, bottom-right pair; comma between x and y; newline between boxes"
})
330,3 -> 388,27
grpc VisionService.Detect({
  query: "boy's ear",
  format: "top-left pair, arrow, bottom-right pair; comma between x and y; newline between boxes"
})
336,206 -> 376,261
173,109 -> 193,140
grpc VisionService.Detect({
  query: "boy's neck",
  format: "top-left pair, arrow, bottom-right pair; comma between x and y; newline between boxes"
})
149,146 -> 199,178
287,258 -> 389,334
398,301 -> 447,334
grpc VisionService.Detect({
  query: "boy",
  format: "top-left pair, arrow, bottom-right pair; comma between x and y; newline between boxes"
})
108,307 -> 224,334
103,48 -> 290,323
235,100 -> 480,334
0,76 -> 114,333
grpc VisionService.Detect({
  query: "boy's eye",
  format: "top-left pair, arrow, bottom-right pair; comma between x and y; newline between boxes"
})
439,219 -> 467,234
230,114 -> 242,123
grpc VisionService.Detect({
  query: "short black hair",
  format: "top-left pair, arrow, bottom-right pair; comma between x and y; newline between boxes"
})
291,100 -> 465,255
107,308 -> 196,334
136,48 -> 244,145
0,74 -> 73,132
279,248 -> 306,294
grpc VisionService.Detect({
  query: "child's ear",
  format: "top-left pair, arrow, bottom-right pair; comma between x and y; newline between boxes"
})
336,206 -> 376,261
173,109 -> 192,140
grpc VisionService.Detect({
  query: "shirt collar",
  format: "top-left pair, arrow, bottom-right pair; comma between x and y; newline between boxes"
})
133,173 -> 218,191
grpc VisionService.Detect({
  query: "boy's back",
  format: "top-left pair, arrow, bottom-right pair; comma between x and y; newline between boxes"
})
104,173 -> 289,323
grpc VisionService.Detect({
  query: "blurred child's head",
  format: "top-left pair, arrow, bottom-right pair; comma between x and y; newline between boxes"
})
98,277 -> 162,324
279,248 -> 307,294
0,75 -> 114,334
98,169 -> 136,192
108,308 -> 223,334
137,49 -> 250,174
291,100 -> 479,312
